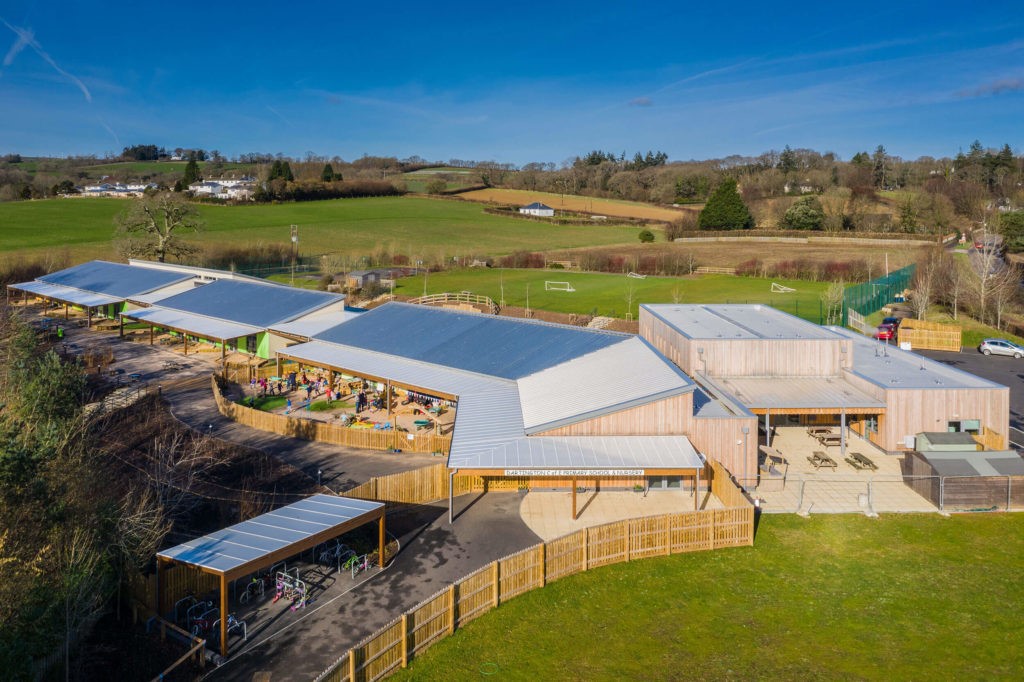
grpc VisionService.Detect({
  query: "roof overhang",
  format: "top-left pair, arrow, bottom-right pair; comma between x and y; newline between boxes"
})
8,280 -> 122,308
700,375 -> 886,412
121,306 -> 262,341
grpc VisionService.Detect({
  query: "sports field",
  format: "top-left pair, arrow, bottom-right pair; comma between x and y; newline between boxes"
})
392,513 -> 1024,681
0,197 -> 645,264
398,268 -> 829,321
459,187 -> 693,223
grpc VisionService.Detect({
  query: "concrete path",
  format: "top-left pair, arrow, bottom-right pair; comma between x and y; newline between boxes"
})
208,493 -> 540,681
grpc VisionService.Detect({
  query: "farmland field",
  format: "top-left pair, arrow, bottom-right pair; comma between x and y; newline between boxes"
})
0,197 -> 646,265
459,187 -> 692,222
396,268 -> 830,321
392,513 -> 1024,681
77,160 -> 254,178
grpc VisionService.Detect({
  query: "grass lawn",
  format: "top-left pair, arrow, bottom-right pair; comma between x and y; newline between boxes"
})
0,197 -> 644,265
392,513 -> 1024,681
309,399 -> 352,411
237,395 -> 288,411
397,269 -> 830,321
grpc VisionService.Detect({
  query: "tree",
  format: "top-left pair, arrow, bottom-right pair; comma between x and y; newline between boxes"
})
872,145 -> 888,188
821,281 -> 844,325
698,178 -> 754,230
908,247 -> 944,320
1000,210 -> 1024,253
182,157 -> 201,187
425,178 -> 447,194
321,163 -> 335,182
778,145 -> 798,174
113,192 -> 204,263
638,229 -> 655,243
782,196 -> 825,230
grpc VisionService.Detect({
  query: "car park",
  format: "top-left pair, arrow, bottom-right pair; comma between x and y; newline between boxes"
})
977,338 -> 1024,358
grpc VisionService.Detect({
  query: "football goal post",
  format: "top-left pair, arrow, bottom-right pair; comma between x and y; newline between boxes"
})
770,282 -> 796,293
626,272 -> 647,279
545,281 -> 576,292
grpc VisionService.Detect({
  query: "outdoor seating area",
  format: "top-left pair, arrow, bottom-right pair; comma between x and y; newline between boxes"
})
846,452 -> 879,471
808,451 -> 838,469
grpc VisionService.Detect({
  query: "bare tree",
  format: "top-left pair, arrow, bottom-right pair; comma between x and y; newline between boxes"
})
821,281 -> 845,325
114,192 -> 204,263
988,264 -> 1020,330
146,431 -> 223,524
907,247 -> 944,320
938,253 -> 969,320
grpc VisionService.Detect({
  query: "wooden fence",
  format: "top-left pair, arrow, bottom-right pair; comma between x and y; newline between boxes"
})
694,266 -> 737,275
314,506 -> 752,682
898,319 -> 962,352
211,376 -> 451,455
319,459 -> 753,682
974,426 -> 1006,451
407,292 -> 499,314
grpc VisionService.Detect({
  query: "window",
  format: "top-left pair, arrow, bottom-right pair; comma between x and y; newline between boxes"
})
246,335 -> 258,353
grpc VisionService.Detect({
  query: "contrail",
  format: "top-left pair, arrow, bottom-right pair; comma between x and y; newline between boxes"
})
1,17 -> 92,101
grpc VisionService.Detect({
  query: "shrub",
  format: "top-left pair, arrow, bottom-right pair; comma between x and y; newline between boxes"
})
638,229 -> 655,243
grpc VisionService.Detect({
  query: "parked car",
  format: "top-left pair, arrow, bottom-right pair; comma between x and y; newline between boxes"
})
977,338 -> 1024,358
874,324 -> 897,341
881,316 -> 902,328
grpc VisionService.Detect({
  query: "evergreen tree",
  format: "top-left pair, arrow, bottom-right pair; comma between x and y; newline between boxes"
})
782,196 -> 825,230
872,145 -> 888,188
269,160 -> 283,180
321,163 -> 335,182
281,161 -> 294,182
182,158 -> 201,187
778,145 -> 798,174
698,178 -> 754,230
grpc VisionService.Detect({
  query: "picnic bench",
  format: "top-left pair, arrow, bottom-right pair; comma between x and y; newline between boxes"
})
807,426 -> 834,436
816,433 -> 843,448
845,452 -> 878,471
807,451 -> 838,469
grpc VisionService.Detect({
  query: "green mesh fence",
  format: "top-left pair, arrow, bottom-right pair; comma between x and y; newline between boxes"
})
842,264 -> 915,325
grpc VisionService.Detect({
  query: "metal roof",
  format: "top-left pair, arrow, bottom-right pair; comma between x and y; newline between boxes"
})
279,337 -> 704,472
518,337 -> 694,433
704,375 -> 885,410
269,309 -> 364,340
129,259 -> 270,284
918,451 -> 1024,477
37,260 -> 192,298
643,304 -> 839,341
9,280 -> 123,308
157,495 -> 383,575
831,327 -> 1006,391
312,302 -> 631,380
123,306 -> 262,340
153,278 -> 343,328
692,389 -> 735,418
452,435 -> 704,470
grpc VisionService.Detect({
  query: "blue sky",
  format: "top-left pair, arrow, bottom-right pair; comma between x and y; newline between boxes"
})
0,1 -> 1021,164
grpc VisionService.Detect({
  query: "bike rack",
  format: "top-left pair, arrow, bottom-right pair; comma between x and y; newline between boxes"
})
174,595 -> 198,626
212,615 -> 247,643
185,600 -> 212,627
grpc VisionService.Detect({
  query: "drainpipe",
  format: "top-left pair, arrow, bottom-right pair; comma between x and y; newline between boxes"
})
741,426 -> 750,492
448,470 -> 455,524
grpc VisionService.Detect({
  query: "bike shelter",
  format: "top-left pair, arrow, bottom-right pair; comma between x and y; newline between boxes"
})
156,494 -> 385,657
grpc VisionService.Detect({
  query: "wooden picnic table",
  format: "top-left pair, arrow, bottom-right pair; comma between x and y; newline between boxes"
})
807,451 -> 838,469
807,426 -> 834,436
845,452 -> 878,471
816,434 -> 843,448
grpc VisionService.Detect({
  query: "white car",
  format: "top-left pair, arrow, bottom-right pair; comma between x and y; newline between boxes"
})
978,338 -> 1024,358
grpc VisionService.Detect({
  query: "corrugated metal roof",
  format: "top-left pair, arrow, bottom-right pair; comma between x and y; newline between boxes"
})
643,304 -> 839,340
9,280 -> 123,308
269,309 -> 364,340
692,388 -> 735,418
123,306 -> 262,340
38,260 -> 192,297
703,375 -> 885,409
919,451 -> 1024,477
154,278 -> 343,327
831,327 -> 1006,391
129,259 -> 270,284
518,337 -> 693,432
312,302 -> 631,380
452,435 -> 704,470
157,495 -> 382,574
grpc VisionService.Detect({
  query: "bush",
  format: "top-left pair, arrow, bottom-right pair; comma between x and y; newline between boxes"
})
638,229 -> 655,243
781,196 -> 825,230
699,178 -> 754,230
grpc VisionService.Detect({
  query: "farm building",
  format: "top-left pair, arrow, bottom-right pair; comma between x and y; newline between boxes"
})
272,302 -> 757,513
519,202 -> 555,217
639,304 -> 1009,478
119,277 -> 347,362
6,260 -> 196,326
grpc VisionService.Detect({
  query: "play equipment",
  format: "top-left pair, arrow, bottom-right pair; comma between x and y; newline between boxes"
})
544,281 -> 576,292
626,272 -> 647,279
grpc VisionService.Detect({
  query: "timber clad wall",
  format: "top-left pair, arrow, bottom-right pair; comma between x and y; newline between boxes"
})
880,387 -> 1009,451
640,309 -> 691,373
536,393 -> 694,436
687,413 -> 758,487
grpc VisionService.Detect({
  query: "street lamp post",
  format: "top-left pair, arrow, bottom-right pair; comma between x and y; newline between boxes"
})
290,225 -> 298,286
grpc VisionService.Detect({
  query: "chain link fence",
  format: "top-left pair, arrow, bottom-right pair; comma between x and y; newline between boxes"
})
842,264 -> 915,326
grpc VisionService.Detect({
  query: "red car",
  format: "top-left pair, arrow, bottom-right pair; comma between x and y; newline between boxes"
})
873,324 -> 896,341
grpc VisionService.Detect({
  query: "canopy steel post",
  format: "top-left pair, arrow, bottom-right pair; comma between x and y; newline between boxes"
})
572,478 -> 577,520
64,303 -> 69,319
184,335 -> 188,356
155,558 -> 162,618
448,470 -> 455,524
378,515 -> 386,568
87,307 -> 92,328
764,408 -> 771,447
841,408 -> 847,457
119,315 -> 124,337
276,356 -> 281,377
695,469 -> 700,511
221,342 -> 226,375
219,573 -> 228,657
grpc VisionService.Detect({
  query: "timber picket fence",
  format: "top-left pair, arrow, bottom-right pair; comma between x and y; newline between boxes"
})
211,376 -> 451,455
318,460 -> 753,682
897,318 -> 962,352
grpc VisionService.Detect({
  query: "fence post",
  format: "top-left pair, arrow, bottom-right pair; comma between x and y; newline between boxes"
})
664,514 -> 671,556
625,520 -> 631,562
709,510 -> 716,550
1008,476 -> 1012,512
939,477 -> 945,511
448,584 -> 456,634
401,614 -> 409,668
492,561 -> 499,608
539,544 -> 546,587
583,529 -> 589,571
348,647 -> 356,682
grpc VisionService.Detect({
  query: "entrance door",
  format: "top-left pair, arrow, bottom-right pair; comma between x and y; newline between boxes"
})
649,476 -> 682,491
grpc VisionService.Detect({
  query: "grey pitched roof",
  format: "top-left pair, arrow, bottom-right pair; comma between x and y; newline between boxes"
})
37,260 -> 191,298
918,451 -> 1024,477
9,280 -> 123,308
312,302 -> 631,380
124,306 -> 262,340
522,202 -> 553,210
153,278 -> 343,328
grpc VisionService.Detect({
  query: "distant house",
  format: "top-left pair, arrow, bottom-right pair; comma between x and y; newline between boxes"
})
346,270 -> 381,290
188,177 -> 256,201
519,202 -> 555,217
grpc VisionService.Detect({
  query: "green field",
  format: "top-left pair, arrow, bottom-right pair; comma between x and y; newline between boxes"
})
79,160 -> 254,178
397,269 -> 830,320
393,513 -> 1024,681
0,197 -> 645,264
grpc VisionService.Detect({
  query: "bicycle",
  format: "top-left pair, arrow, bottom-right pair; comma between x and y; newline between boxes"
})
238,575 -> 266,605
349,554 -> 372,579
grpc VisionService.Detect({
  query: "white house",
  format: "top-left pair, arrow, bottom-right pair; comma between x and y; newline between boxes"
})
519,201 -> 555,217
